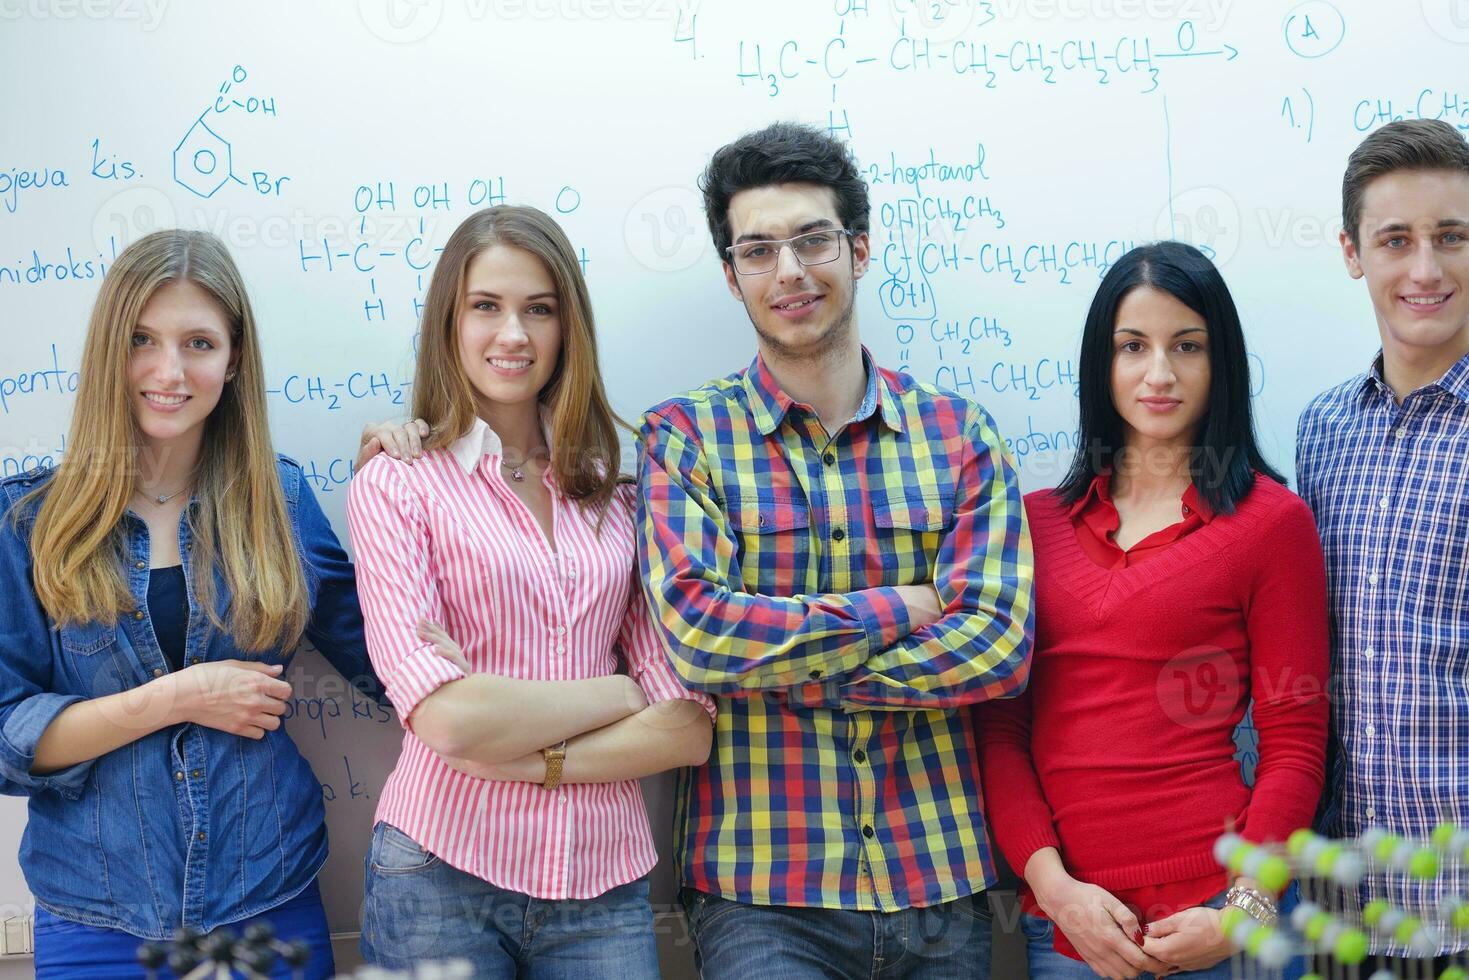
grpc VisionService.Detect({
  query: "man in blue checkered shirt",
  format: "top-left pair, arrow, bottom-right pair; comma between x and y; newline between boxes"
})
1297,118 -> 1469,968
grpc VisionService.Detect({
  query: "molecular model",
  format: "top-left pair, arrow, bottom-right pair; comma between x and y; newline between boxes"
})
135,922 -> 473,979
1214,824 -> 1468,979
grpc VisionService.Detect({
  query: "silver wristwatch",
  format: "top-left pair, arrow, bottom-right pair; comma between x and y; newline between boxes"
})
1225,884 -> 1279,927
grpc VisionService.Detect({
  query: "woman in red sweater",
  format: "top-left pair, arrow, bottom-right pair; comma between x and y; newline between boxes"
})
980,241 -> 1328,979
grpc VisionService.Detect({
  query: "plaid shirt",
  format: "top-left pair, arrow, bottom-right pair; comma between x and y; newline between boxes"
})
636,349 -> 1033,911
1297,349 -> 1469,955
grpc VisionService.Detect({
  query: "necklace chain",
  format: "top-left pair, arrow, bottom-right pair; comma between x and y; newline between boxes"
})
136,482 -> 191,506
499,446 -> 547,483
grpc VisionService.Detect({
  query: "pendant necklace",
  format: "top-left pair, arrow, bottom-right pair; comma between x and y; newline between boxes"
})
500,445 -> 546,483
147,484 -> 190,505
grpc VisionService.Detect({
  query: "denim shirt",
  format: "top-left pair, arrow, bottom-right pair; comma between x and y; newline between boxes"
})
0,456 -> 384,939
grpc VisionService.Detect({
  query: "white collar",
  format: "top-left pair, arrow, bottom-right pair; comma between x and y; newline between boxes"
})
447,404 -> 554,475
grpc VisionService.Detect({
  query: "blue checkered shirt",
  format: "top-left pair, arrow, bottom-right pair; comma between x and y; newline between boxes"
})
1297,349 -> 1469,955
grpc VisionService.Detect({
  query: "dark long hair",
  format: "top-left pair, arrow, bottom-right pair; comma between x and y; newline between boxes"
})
1057,241 -> 1283,515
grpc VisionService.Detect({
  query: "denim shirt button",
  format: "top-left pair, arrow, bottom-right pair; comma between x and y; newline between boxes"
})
191,770 -> 202,779
152,668 -> 163,678
135,560 -> 146,570
197,832 -> 206,842
175,771 -> 183,781
134,610 -> 146,621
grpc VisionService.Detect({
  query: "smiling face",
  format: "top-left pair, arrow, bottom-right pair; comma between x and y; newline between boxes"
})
456,244 -> 563,419
721,182 -> 870,362
1342,169 -> 1469,366
128,279 -> 236,453
1110,286 -> 1212,450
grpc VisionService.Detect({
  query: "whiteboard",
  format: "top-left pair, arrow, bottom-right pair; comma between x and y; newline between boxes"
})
2,0 -> 1460,948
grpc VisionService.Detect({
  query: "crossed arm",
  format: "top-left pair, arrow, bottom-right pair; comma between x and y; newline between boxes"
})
635,404 -> 1034,713
347,459 -> 713,785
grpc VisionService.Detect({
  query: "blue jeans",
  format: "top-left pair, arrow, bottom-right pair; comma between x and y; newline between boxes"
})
681,887 -> 993,980
1023,912 -> 1237,980
33,878 -> 333,979
360,821 -> 659,979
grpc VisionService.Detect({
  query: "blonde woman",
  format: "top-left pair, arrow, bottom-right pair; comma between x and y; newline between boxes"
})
347,205 -> 715,978
0,230 -> 411,978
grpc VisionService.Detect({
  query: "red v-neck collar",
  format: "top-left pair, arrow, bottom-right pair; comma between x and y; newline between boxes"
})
1030,490 -> 1263,619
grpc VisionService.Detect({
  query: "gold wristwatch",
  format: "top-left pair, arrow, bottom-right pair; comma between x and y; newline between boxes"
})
542,740 -> 568,791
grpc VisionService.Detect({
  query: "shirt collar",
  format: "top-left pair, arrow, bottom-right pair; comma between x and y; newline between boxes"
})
741,346 -> 903,437
1361,348 -> 1469,405
447,404 -> 555,475
1435,348 -> 1469,404
1066,471 -> 1215,523
1066,472 -> 1111,520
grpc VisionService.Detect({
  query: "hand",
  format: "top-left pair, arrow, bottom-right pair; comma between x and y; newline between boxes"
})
165,660 -> 292,739
356,418 -> 430,469
417,620 -> 471,673
894,584 -> 945,630
621,675 -> 650,714
1031,870 -> 1172,980
438,751 -> 544,783
1141,905 -> 1232,974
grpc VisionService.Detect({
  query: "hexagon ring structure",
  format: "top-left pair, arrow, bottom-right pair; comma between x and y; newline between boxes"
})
173,118 -> 233,198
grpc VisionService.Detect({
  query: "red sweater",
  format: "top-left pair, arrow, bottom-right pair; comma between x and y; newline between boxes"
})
978,476 -> 1328,956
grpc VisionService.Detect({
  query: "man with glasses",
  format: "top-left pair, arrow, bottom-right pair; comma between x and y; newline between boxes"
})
634,122 -> 1034,979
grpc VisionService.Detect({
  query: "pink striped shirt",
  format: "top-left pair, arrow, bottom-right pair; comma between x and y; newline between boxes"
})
346,414 -> 715,899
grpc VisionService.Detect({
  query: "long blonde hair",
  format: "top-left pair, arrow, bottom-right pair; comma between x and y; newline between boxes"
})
28,230 -> 308,652
412,206 -> 627,515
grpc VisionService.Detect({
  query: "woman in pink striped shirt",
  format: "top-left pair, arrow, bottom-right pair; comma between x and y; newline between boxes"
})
346,205 -> 715,978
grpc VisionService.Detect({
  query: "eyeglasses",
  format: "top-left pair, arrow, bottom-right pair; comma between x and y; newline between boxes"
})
725,229 -> 854,275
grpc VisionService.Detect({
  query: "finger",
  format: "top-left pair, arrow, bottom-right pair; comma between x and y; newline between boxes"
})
1118,936 -> 1174,974
260,714 -> 281,731
387,428 -> 410,460
427,642 -> 469,671
1144,916 -> 1177,939
243,726 -> 266,740
405,424 -> 423,460
260,697 -> 288,716
260,678 -> 294,699
235,661 -> 286,675
1106,901 -> 1143,945
415,418 -> 431,438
